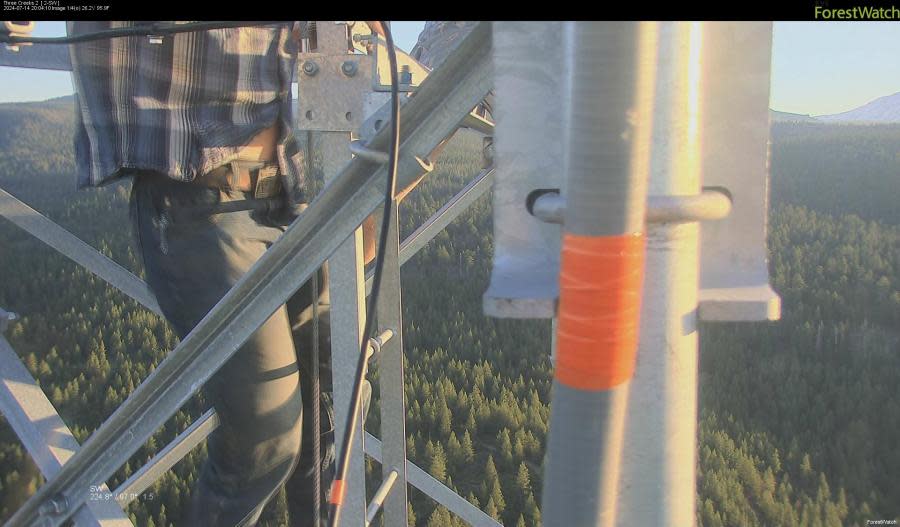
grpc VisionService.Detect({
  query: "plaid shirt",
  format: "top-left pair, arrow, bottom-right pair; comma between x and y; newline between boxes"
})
67,21 -> 306,204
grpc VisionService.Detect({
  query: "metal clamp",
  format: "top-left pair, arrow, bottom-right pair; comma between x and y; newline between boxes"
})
365,329 -> 394,361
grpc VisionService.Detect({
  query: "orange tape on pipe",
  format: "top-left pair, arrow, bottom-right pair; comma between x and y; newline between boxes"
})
555,233 -> 645,390
329,479 -> 345,505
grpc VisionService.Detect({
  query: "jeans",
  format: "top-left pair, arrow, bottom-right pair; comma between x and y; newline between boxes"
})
128,172 -> 368,526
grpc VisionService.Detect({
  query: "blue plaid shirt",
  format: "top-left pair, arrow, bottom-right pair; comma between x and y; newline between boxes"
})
67,21 -> 306,204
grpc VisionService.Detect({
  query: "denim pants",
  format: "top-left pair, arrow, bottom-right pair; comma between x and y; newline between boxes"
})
128,172 -> 366,526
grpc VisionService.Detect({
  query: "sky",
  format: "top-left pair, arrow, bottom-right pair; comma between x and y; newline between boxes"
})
1,21 -> 899,117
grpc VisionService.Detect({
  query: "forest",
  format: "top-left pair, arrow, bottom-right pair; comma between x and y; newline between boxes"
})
0,96 -> 898,526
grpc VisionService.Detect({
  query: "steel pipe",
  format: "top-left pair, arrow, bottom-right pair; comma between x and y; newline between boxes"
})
364,470 -> 398,525
530,188 -> 732,225
541,21 -> 656,527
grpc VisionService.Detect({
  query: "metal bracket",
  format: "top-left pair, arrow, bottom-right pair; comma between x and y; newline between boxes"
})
697,23 -> 781,322
485,22 -> 781,322
372,34 -> 430,92
297,54 -> 374,132
483,22 -> 566,319
297,21 -> 377,133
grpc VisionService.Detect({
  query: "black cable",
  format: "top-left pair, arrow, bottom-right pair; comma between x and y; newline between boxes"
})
327,20 -> 400,527
312,273 -> 322,526
0,21 -> 283,45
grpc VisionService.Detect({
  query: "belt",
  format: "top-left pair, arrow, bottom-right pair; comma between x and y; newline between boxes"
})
194,160 -> 284,199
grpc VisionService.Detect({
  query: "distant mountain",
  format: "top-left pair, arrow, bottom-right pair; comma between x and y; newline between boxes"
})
0,94 -> 73,109
0,95 -> 73,153
770,110 -> 819,123
816,91 -> 900,123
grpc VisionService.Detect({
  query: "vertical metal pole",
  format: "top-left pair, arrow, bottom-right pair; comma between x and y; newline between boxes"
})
615,22 -> 704,526
321,132 -> 369,525
299,20 -> 372,525
369,21 -> 410,517
615,22 -> 777,526
541,22 -> 656,527
375,199 -> 409,527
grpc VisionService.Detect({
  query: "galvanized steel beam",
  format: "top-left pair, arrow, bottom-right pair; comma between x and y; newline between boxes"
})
0,188 -> 162,316
0,337 -> 133,526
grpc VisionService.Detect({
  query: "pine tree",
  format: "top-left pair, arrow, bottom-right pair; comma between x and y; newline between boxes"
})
524,492 -> 540,525
438,399 -> 452,438
515,462 -> 531,493
406,436 -> 417,460
489,478 -> 506,516
427,506 -> 453,527
484,497 -> 500,521
465,411 -> 476,432
513,433 -> 526,460
429,442 -> 447,482
447,432 -> 463,466
51,386 -> 64,406
461,430 -> 475,463
466,492 -> 480,509
497,428 -> 513,465
485,455 -> 498,485
800,453 -> 814,485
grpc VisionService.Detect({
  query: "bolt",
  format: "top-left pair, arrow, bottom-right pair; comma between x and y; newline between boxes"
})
301,60 -> 319,76
399,65 -> 413,85
341,60 -> 358,77
38,495 -> 68,516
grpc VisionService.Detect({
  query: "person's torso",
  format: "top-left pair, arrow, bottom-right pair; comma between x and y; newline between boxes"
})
68,21 -> 306,203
